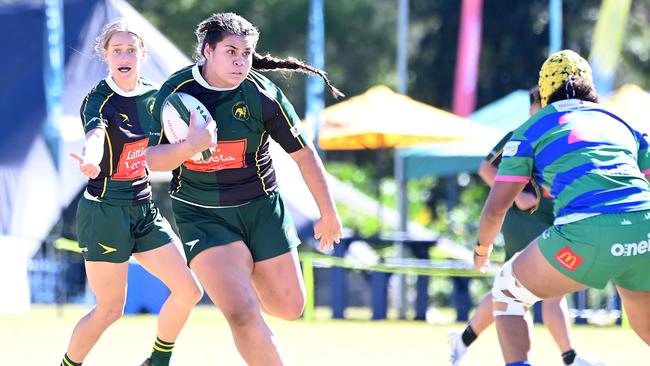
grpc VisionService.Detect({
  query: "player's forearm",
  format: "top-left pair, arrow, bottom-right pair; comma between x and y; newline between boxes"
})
146,142 -> 194,171
478,181 -> 522,246
478,204 -> 505,248
292,147 -> 339,219
83,129 -> 105,166
478,160 -> 497,187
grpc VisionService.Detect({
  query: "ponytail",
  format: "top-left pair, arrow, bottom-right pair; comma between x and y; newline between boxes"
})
253,53 -> 344,99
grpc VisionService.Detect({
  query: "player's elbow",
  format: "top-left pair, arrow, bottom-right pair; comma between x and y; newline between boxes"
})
478,160 -> 496,186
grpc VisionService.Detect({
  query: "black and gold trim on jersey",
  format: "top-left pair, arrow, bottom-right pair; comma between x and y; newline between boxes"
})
80,77 -> 158,206
149,64 -> 310,207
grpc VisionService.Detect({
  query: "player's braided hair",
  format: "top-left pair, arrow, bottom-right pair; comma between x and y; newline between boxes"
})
252,53 -> 344,99
195,12 -> 344,99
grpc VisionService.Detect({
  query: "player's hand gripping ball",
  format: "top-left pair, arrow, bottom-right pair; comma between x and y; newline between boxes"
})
161,92 -> 217,162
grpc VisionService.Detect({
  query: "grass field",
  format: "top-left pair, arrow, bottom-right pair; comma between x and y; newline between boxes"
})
2,305 -> 647,365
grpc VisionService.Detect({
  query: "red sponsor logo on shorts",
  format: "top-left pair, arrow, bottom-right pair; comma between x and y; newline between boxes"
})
185,139 -> 247,172
113,139 -> 148,181
554,246 -> 583,272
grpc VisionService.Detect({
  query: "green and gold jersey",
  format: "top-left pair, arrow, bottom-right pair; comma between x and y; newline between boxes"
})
149,64 -> 310,207
80,76 -> 157,205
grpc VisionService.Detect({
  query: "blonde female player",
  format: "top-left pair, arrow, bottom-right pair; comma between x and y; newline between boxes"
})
146,12 -> 343,366
61,20 -> 202,366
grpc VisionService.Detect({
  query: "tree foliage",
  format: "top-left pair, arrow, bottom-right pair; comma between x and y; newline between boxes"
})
128,0 -> 650,115
127,0 -> 397,115
127,0 -> 650,240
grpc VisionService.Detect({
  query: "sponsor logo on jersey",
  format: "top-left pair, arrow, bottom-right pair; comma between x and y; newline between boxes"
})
589,166 -> 636,176
98,242 -> 117,255
502,141 -> 521,157
554,246 -> 583,271
611,236 -> 650,257
232,101 -> 250,121
184,139 -> 247,172
112,139 -> 148,181
119,113 -> 129,123
289,123 -> 304,138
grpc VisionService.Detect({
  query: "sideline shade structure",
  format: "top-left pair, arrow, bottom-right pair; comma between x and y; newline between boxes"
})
318,85 -> 499,150
469,89 -> 530,135
397,138 -> 498,180
316,85 -> 500,320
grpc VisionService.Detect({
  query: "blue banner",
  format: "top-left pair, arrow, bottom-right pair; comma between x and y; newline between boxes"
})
549,0 -> 562,54
306,0 -> 325,149
43,0 -> 64,170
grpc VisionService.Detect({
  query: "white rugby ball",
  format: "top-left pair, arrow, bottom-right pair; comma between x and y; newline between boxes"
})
161,92 -> 217,162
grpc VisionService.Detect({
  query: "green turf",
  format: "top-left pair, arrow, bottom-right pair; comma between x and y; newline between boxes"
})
1,305 -> 646,365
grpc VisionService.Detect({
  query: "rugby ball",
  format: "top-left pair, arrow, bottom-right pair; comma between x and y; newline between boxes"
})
161,92 -> 217,162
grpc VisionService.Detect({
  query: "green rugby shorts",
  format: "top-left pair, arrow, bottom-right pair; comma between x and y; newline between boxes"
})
76,197 -> 177,263
171,190 -> 301,264
538,210 -> 650,290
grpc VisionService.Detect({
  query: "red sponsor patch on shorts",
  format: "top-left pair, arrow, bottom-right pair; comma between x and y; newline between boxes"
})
554,246 -> 583,272
185,139 -> 247,172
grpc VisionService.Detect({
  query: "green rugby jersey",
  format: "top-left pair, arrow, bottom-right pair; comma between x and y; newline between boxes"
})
496,99 -> 650,224
80,76 -> 157,205
148,63 -> 310,207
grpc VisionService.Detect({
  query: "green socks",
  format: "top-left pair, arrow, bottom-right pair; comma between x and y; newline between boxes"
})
60,353 -> 82,366
150,337 -> 175,366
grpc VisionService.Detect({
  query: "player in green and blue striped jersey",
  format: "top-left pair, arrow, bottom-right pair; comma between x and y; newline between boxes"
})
450,87 -> 602,366
474,50 -> 650,366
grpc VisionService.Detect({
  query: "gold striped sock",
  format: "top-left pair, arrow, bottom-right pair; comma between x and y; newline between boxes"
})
61,353 -> 82,366
152,337 -> 175,353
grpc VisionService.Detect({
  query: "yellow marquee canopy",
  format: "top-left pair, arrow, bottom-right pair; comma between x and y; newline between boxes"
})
317,85 -> 499,150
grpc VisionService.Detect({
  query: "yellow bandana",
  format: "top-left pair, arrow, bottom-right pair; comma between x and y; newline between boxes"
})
538,50 -> 593,107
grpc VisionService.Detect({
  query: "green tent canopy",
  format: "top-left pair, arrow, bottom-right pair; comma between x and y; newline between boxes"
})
396,89 -> 529,181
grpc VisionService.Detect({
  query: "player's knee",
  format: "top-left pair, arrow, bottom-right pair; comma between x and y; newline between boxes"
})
95,300 -> 125,326
273,298 -> 305,321
188,285 -> 204,305
176,281 -> 204,306
491,254 -> 541,317
222,302 -> 260,328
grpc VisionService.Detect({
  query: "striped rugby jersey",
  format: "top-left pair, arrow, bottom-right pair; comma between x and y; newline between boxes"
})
148,63 -> 310,207
496,99 -> 650,224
